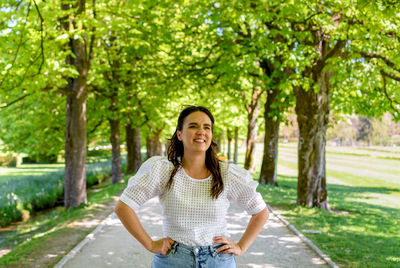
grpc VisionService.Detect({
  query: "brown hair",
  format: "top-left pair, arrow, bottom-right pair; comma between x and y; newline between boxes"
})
166,106 -> 223,199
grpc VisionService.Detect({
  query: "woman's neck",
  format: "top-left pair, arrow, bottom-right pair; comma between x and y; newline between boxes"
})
181,153 -> 210,179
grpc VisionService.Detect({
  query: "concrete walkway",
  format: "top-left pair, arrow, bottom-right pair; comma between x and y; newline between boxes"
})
57,198 -> 331,268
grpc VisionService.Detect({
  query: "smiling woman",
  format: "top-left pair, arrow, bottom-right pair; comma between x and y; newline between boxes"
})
177,111 -> 213,155
114,105 -> 269,268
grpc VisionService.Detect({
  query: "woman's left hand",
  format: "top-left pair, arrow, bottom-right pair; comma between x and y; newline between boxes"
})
213,236 -> 243,256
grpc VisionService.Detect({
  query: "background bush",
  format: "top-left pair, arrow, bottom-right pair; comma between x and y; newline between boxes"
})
0,155 -> 18,167
0,158 -> 125,227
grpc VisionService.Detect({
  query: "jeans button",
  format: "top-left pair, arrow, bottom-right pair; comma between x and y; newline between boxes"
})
194,248 -> 199,254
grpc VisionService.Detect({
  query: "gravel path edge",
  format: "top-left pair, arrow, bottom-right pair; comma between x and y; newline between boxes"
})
53,212 -> 117,268
267,205 -> 340,268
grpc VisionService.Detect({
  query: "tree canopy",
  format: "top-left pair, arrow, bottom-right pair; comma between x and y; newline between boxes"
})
1,0 -> 399,209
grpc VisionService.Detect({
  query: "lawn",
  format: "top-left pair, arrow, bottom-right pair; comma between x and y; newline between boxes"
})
0,164 -> 65,180
0,157 -> 128,267
0,174 -> 128,267
252,143 -> 400,268
1,145 -> 399,267
0,158 -> 120,227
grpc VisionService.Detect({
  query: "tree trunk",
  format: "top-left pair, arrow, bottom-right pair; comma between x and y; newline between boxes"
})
146,136 -> 151,159
151,131 -> 163,156
294,28 -> 345,210
244,112 -> 258,172
109,118 -> 122,183
234,127 -> 238,164
222,132 -> 226,155
146,128 -> 163,158
106,34 -> 122,184
216,132 -> 222,154
244,88 -> 262,172
62,1 -> 90,209
126,125 -> 142,174
64,90 -> 87,208
295,70 -> 331,210
259,89 -> 281,185
227,129 -> 232,161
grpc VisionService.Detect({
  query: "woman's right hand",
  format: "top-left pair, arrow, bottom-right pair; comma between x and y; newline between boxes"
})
149,238 -> 175,255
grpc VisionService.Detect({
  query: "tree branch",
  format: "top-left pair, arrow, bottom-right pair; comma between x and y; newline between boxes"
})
33,0 -> 45,74
381,69 -> 400,82
88,0 -> 96,65
313,39 -> 347,76
89,118 -> 104,134
0,93 -> 30,109
381,70 -> 400,115
176,40 -> 222,67
323,39 -> 347,63
0,2 -> 32,89
360,51 -> 400,73
14,0 -> 24,12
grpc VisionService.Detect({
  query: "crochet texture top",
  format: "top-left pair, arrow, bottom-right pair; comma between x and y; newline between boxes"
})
119,156 -> 266,246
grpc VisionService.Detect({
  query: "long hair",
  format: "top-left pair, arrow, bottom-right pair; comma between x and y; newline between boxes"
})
167,106 -> 223,199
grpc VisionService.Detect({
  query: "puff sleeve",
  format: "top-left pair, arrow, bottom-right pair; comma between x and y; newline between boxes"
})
227,164 -> 266,215
119,156 -> 168,211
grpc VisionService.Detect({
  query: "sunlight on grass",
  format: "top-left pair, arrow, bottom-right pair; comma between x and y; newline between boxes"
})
0,160 -> 119,227
0,176 -> 127,267
260,144 -> 400,268
0,164 -> 65,180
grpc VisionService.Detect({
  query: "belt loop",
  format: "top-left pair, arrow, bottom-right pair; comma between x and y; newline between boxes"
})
172,242 -> 177,254
210,245 -> 216,257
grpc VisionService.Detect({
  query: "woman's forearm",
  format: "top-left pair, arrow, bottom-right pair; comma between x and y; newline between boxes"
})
114,200 -> 153,250
237,207 -> 269,253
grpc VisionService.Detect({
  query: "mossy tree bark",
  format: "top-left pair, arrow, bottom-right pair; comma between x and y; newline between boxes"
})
243,88 -> 262,172
227,128 -> 232,161
109,117 -> 122,183
233,127 -> 239,164
62,0 -> 93,208
146,126 -> 163,158
259,88 -> 281,185
126,125 -> 142,174
295,70 -> 331,210
294,33 -> 346,210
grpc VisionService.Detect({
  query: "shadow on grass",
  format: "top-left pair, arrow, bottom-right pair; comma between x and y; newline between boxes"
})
258,174 -> 400,267
264,174 -> 400,211
12,165 -> 64,170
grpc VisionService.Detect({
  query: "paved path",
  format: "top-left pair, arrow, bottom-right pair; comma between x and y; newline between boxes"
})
60,198 -> 330,268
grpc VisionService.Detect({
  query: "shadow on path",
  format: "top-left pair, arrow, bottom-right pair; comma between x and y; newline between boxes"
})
62,198 -> 328,268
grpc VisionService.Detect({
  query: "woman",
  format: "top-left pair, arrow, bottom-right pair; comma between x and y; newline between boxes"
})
114,106 -> 269,267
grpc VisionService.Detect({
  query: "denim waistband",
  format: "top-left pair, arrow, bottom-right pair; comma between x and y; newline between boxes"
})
169,242 -> 222,256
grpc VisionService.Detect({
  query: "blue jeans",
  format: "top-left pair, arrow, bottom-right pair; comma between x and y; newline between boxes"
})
151,242 -> 236,268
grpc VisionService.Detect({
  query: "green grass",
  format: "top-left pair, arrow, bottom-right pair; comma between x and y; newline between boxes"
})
0,164 -> 64,183
0,151 -> 128,223
0,175 -> 128,267
377,156 -> 400,161
256,144 -> 400,268
0,159 -> 122,227
257,176 -> 400,268
2,144 -> 399,267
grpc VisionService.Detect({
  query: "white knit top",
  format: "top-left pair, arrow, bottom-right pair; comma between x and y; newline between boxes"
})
119,156 -> 266,246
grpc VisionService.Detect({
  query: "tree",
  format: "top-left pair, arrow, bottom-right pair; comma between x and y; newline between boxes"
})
242,85 -> 263,172
208,0 -> 295,182
258,59 -> 294,185
355,116 -> 373,145
0,0 -> 96,208
61,0 -> 97,208
226,128 -> 232,161
291,13 -> 346,210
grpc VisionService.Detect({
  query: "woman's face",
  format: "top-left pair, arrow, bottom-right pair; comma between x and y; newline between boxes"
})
177,111 -> 213,154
